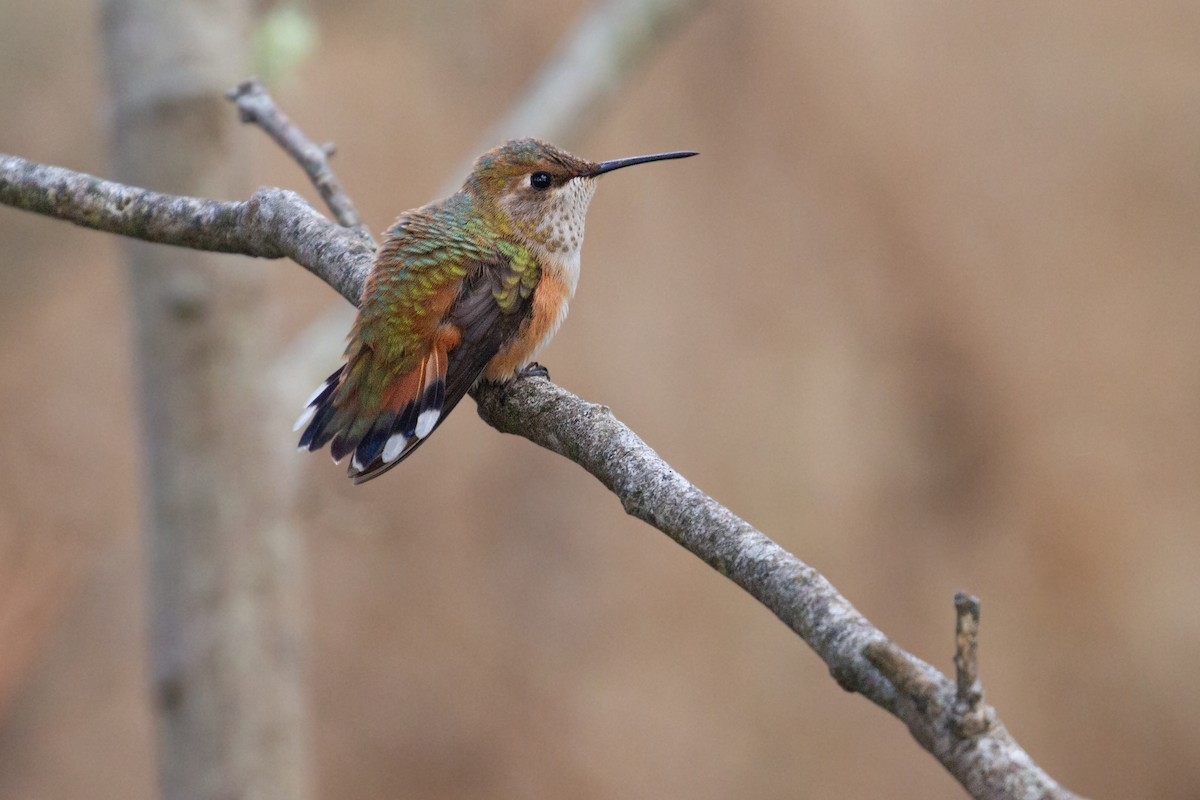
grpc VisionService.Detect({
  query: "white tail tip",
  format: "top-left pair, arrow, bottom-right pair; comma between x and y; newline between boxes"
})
303,379 -> 332,408
415,409 -> 439,439
292,404 -> 317,432
382,432 -> 408,463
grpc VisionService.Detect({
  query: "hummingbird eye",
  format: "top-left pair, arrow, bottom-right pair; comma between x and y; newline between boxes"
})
529,171 -> 552,190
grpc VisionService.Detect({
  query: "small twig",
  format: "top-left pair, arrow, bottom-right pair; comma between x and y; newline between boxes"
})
954,592 -> 990,737
226,78 -> 369,237
862,594 -> 993,736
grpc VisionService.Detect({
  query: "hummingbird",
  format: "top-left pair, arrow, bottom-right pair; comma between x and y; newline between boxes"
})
295,138 -> 697,482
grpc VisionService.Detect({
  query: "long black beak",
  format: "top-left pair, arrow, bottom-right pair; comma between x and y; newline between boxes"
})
589,150 -> 698,177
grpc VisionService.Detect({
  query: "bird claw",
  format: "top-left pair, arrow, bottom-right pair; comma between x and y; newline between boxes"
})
518,362 -> 550,380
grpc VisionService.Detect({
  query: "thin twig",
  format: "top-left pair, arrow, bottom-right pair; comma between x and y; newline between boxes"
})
226,78 -> 369,236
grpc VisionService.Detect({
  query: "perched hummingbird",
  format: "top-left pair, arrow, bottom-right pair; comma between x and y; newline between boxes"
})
295,138 -> 697,482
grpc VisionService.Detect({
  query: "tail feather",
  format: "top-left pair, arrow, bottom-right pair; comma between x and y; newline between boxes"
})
344,362 -> 427,471
350,409 -> 398,469
296,367 -> 343,449
296,330 -> 458,483
349,338 -> 454,483
329,430 -> 356,464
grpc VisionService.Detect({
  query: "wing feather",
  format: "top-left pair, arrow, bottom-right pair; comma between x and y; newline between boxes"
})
347,261 -> 534,483
296,195 -> 541,483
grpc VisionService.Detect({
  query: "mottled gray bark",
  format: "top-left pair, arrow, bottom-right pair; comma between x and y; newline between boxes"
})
0,156 -> 372,301
476,381 -> 1077,800
100,1 -> 311,798
0,83 -> 1083,800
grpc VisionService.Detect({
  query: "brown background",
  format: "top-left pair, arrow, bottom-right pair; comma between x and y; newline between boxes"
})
2,1 -> 1199,798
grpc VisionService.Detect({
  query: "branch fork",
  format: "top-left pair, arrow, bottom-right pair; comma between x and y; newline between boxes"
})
227,78 -> 367,234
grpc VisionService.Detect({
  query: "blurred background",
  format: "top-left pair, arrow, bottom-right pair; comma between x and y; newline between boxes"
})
2,1 -> 1199,798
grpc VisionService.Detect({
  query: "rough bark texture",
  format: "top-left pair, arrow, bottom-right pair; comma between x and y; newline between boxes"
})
0,156 -> 373,300
473,378 -> 1077,800
100,1 -> 312,798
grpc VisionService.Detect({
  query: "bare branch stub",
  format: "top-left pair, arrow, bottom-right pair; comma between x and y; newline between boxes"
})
865,594 -> 995,740
953,592 -> 991,737
226,78 -> 369,237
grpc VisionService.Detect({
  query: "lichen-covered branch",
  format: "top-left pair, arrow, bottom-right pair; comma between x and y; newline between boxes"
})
471,377 -> 1081,800
0,153 -> 373,304
0,134 -> 1084,800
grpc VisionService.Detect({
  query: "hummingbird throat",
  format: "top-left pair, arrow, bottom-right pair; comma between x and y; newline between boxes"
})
509,176 -> 597,296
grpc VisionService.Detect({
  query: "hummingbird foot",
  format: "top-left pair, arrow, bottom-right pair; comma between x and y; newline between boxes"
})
517,362 -> 550,380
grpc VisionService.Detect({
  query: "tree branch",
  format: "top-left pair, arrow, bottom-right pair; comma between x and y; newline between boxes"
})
226,78 -> 369,236
0,112 -> 1085,800
473,377 -> 1079,800
0,153 -> 373,304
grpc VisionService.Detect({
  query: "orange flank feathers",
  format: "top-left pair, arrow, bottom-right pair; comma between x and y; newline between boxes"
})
485,269 -> 570,381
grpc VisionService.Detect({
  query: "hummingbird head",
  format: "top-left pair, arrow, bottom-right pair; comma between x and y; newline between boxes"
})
467,138 -> 697,269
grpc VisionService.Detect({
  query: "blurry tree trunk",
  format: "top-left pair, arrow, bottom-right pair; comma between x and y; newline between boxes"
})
101,2 -> 311,799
